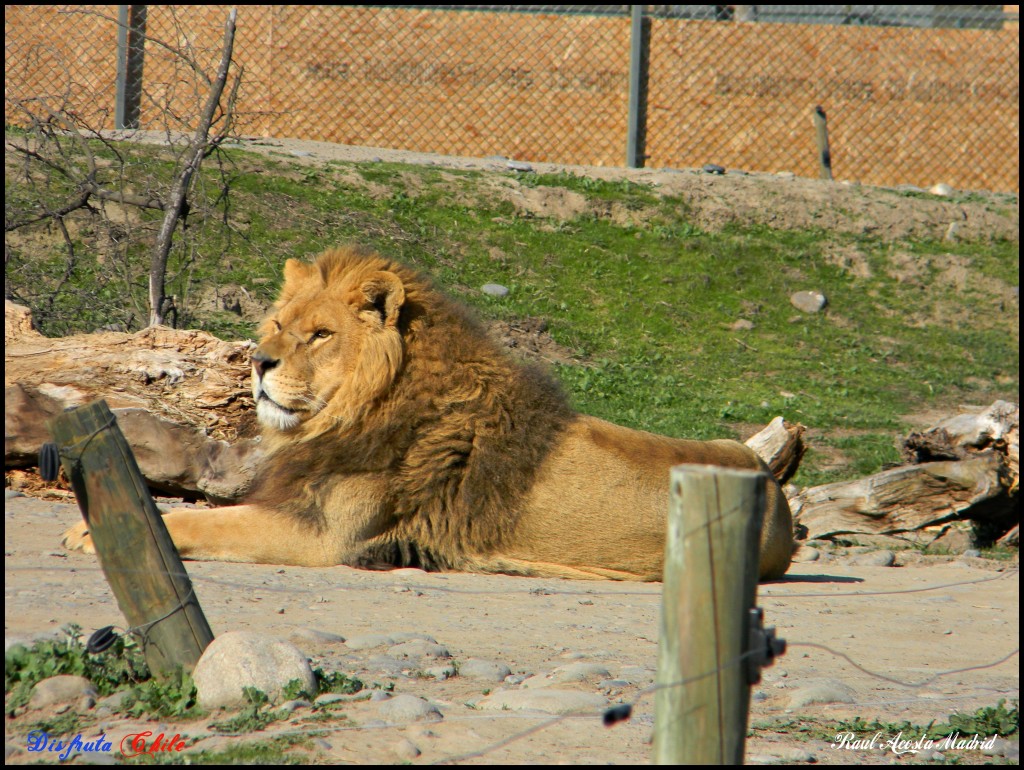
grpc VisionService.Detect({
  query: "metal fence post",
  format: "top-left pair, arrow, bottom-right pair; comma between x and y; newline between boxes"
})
115,5 -> 147,130
626,4 -> 646,168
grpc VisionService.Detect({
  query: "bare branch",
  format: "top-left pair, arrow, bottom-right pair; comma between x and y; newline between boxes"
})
148,9 -> 237,327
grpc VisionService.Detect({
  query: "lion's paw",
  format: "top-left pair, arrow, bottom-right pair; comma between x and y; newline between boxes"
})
62,521 -> 96,555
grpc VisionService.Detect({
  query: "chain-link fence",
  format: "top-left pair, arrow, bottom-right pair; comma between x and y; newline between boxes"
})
5,5 -> 1020,192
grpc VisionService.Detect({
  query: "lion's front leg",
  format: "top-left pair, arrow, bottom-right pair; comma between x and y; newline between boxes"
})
62,505 -> 342,567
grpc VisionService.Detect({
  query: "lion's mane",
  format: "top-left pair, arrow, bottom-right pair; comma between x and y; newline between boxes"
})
248,247 -> 574,569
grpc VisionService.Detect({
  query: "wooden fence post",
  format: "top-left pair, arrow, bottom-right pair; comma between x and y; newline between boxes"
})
47,399 -> 214,674
653,464 -> 766,765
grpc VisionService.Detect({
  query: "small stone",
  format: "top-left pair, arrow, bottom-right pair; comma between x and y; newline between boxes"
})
28,676 -> 97,711
288,627 -> 346,644
850,550 -> 896,567
929,183 -> 954,196
459,659 -> 513,683
388,639 -> 450,659
477,688 -> 606,715
793,545 -> 820,563
425,664 -> 456,680
522,662 -> 611,688
277,699 -> 312,714
377,693 -> 442,723
789,290 -> 828,313
345,634 -> 395,650
788,679 -> 855,708
779,747 -> 816,762
481,283 -> 510,298
315,692 -> 368,706
731,319 -> 755,331
290,150 -> 313,157
506,160 -> 533,173
702,163 -> 726,174
393,738 -> 421,760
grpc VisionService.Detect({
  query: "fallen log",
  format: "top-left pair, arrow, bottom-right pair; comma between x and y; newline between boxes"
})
903,400 -> 1019,492
744,416 -> 805,483
6,300 -> 260,501
790,452 -> 1010,542
5,300 -> 256,444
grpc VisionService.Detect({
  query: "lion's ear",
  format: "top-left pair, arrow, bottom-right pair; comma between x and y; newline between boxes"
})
278,259 -> 321,304
359,271 -> 406,328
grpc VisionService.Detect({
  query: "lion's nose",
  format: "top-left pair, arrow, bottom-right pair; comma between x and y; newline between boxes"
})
252,350 -> 279,379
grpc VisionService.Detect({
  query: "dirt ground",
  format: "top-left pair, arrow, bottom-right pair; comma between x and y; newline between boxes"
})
99,130 -> 1020,242
3,492 -> 1018,765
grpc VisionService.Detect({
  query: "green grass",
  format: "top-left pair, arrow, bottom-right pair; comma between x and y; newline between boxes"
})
5,141 -> 1019,487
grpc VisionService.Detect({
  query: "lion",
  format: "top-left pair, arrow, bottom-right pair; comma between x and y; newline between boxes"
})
64,246 -> 793,581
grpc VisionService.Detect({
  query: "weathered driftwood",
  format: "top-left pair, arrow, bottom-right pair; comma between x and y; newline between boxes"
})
744,416 -> 805,483
5,300 -> 260,501
5,301 -> 255,441
791,452 -> 1008,542
902,400 -> 1019,493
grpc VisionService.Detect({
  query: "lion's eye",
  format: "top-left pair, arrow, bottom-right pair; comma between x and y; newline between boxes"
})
311,328 -> 332,341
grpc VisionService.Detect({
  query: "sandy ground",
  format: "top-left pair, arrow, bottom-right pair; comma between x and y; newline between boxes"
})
4,492 -> 1018,765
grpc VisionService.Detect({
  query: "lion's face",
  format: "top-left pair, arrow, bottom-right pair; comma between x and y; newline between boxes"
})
252,252 -> 406,434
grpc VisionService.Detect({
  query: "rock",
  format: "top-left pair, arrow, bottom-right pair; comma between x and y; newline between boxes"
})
778,747 -> 816,762
789,290 -> 828,313
367,655 -> 406,677
376,693 -> 442,723
192,631 -> 317,709
702,163 -> 726,174
287,628 -> 346,645
28,675 -> 97,710
522,662 -> 612,688
787,678 -> 855,709
730,319 -> 755,331
477,689 -> 607,715
345,634 -> 396,650
393,737 -> 422,760
277,699 -> 312,714
849,550 -> 896,567
94,690 -> 132,715
481,283 -> 510,298
315,691 -> 370,706
506,160 -> 533,173
792,545 -> 820,563
387,639 -> 450,659
458,659 -> 512,682
929,183 -> 954,196
425,664 -> 456,680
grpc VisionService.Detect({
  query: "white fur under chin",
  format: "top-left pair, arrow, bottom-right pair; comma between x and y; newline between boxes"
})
256,399 -> 301,431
